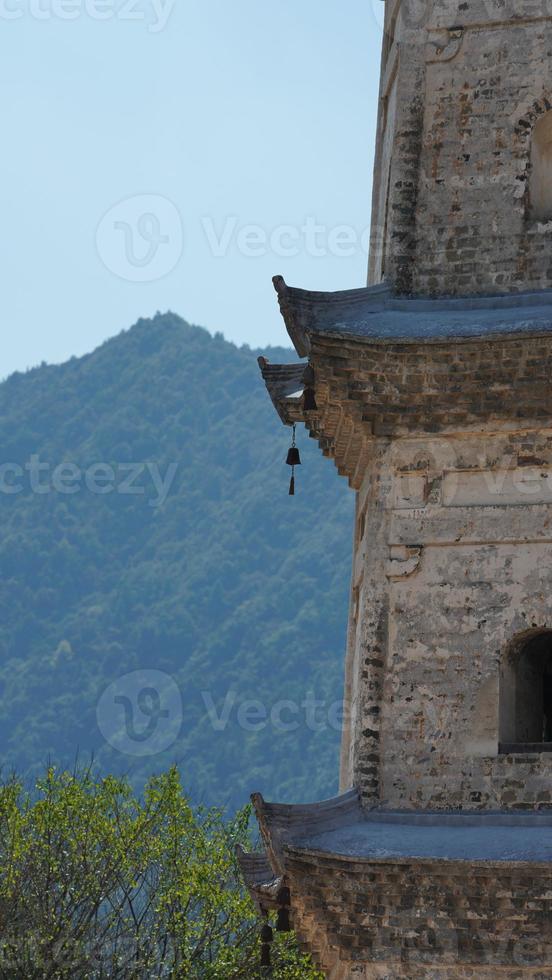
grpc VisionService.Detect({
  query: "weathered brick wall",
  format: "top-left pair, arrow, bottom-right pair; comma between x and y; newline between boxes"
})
380,533 -> 552,808
304,333 -> 552,806
311,332 -> 552,443
369,0 -> 552,296
286,848 -> 552,979
341,420 -> 552,808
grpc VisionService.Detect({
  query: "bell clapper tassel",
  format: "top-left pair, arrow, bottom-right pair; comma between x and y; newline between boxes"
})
286,424 -> 301,496
260,910 -> 273,970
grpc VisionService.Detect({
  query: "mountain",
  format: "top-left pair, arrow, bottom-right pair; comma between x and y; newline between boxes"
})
0,314 -> 354,811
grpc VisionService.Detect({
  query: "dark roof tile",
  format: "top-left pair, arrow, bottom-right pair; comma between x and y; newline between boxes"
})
273,275 -> 552,352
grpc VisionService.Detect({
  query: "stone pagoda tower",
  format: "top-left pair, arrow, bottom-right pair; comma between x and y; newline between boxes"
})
239,0 -> 552,976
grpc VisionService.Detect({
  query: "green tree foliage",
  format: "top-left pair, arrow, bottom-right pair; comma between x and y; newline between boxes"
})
0,766 -> 322,979
0,314 -> 354,809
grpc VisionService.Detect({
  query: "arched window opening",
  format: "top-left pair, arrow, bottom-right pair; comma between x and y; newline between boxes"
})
530,112 -> 552,221
499,631 -> 552,752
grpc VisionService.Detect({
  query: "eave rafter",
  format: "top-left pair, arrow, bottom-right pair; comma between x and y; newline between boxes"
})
258,346 -> 373,490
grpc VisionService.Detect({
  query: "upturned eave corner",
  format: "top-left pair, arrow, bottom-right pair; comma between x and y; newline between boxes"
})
249,787 -> 363,875
235,844 -> 282,912
256,356 -> 312,426
272,274 -> 311,358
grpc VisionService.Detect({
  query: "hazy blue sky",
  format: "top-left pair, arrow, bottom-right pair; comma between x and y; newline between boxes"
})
1,0 -> 383,377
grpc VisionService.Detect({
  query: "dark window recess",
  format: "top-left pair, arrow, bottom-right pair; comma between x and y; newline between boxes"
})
499,631 -> 552,753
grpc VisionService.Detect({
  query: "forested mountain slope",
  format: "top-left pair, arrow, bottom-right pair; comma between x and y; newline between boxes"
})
0,314 -> 354,809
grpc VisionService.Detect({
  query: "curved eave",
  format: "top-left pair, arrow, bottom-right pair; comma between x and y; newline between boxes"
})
257,356 -> 313,426
235,844 -> 282,911
273,274 -> 552,352
252,800 -> 552,870
250,788 -> 363,874
273,274 -> 391,356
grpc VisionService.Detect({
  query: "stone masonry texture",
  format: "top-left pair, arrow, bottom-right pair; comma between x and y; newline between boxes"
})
285,849 -> 552,979
368,0 -> 552,297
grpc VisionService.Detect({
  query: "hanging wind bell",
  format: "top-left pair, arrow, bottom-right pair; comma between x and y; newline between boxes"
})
302,364 -> 317,412
276,885 -> 292,932
285,423 -> 301,495
260,914 -> 273,969
303,386 -> 317,411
